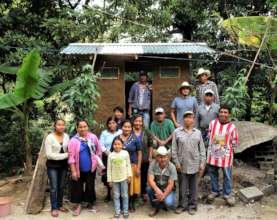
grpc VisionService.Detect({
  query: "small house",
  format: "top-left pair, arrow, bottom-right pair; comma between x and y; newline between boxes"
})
61,43 -> 214,125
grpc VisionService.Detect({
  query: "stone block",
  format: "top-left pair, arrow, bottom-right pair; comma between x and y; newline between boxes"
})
238,186 -> 264,203
265,169 -> 274,184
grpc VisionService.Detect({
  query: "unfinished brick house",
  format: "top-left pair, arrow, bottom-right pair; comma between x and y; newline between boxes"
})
61,43 -> 214,125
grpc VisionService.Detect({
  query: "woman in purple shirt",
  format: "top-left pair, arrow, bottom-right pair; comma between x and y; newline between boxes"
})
68,120 -> 102,216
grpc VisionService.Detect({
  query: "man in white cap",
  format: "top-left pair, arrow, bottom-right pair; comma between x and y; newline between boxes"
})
197,89 -> 220,147
150,107 -> 175,149
195,68 -> 219,105
170,81 -> 198,128
172,111 -> 205,215
147,146 -> 177,217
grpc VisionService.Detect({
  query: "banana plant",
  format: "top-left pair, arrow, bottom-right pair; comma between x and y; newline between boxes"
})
222,16 -> 277,124
0,49 -> 74,175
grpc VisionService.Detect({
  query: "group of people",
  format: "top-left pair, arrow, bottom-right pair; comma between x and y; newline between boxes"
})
44,67 -> 238,218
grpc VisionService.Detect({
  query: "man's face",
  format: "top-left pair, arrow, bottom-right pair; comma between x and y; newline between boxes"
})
219,108 -> 230,123
157,154 -> 168,167
199,74 -> 209,83
183,114 -> 195,127
204,94 -> 214,104
180,87 -> 191,96
139,75 -> 147,83
156,112 -> 166,122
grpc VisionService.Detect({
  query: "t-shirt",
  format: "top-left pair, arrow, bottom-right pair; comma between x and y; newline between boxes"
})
79,141 -> 92,172
150,119 -> 175,149
107,150 -> 132,183
148,160 -> 177,190
120,133 -> 142,164
207,119 -> 239,168
171,96 -> 198,125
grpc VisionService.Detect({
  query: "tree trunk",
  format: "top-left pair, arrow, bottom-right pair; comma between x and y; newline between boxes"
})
23,102 -> 32,176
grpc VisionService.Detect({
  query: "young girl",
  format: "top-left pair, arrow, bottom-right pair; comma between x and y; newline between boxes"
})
107,137 -> 132,219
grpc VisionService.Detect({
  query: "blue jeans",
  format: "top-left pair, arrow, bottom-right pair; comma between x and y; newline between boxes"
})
147,186 -> 176,209
208,165 -> 232,196
133,109 -> 150,129
47,167 -> 67,210
112,180 -> 129,215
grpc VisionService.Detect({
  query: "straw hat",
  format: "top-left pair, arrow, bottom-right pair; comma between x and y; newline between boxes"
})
179,81 -> 193,90
156,146 -> 169,156
196,68 -> 211,78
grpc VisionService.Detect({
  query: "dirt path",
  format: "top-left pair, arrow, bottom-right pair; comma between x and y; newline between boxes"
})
2,176 -> 277,220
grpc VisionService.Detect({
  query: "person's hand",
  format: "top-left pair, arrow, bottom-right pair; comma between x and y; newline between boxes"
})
176,164 -> 182,173
155,189 -> 164,201
108,182 -> 112,188
136,167 -> 141,177
128,176 -> 132,183
71,171 -> 78,181
199,164 -> 205,177
128,108 -> 132,117
159,192 -> 166,201
175,123 -> 181,128
148,156 -> 153,163
158,140 -> 166,146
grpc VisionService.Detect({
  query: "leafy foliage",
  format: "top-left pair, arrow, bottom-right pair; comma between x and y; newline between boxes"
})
221,69 -> 249,120
62,65 -> 101,133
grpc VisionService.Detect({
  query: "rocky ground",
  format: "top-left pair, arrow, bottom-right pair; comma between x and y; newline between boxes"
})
1,164 -> 277,220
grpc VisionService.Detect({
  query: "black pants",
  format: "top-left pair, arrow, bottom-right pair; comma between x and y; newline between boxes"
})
71,171 -> 96,204
141,162 -> 149,195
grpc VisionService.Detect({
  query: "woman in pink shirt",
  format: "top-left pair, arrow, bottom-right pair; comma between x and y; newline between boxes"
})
68,120 -> 102,216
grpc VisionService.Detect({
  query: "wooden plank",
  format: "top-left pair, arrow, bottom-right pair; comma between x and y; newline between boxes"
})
24,134 -> 48,214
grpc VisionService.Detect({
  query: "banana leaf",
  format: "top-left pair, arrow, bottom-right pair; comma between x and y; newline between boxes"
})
0,93 -> 25,109
222,16 -> 277,50
14,49 -> 41,99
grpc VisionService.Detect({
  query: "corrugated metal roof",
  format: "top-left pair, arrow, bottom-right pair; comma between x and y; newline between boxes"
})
60,43 -> 215,55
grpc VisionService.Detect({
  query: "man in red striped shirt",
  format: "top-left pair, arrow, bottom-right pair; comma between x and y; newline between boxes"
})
207,105 -> 238,206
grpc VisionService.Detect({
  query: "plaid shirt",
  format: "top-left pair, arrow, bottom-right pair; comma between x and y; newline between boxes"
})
195,80 -> 220,105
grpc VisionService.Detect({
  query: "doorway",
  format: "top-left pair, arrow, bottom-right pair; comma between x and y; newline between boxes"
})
124,72 -> 153,121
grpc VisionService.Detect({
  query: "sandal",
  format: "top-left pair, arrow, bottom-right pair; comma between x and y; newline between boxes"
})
59,207 -> 69,213
51,210 -> 59,217
72,205 -> 81,216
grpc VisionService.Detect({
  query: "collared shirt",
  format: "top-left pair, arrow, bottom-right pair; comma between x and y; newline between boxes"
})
128,82 -> 151,110
172,127 -> 206,174
150,119 -> 175,149
171,96 -> 198,125
195,80 -> 220,105
100,129 -> 122,152
197,103 -> 219,129
207,119 -> 239,168
148,160 -> 177,189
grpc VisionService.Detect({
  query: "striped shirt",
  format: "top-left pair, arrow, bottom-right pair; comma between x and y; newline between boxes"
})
207,119 -> 238,167
195,80 -> 220,105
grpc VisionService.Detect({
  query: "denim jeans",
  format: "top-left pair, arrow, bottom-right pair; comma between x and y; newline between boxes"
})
47,167 -> 67,210
133,109 -> 150,129
208,165 -> 232,196
146,186 -> 176,209
112,180 -> 129,215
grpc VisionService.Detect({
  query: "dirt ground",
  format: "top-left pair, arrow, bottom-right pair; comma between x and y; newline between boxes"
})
2,165 -> 277,220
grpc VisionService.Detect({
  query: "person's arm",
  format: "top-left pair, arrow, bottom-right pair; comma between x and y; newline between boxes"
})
199,133 -> 206,177
171,132 -> 181,172
99,131 -> 110,155
170,108 -> 180,128
148,174 -> 163,198
136,150 -> 142,176
213,83 -> 220,105
231,127 -> 239,148
107,154 -> 112,184
128,84 -> 135,116
126,152 -> 132,183
162,179 -> 175,199
45,136 -> 68,160
68,139 -> 78,181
